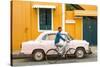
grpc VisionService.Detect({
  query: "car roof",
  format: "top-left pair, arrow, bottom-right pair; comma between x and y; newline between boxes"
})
42,31 -> 68,35
36,31 -> 68,41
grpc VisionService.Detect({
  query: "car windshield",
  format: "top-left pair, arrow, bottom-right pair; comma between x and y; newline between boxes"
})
67,34 -> 74,40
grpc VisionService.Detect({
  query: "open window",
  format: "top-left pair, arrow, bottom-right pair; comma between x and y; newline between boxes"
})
39,8 -> 52,30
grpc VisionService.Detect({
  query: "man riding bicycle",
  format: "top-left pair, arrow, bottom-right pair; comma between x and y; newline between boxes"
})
55,27 -> 66,53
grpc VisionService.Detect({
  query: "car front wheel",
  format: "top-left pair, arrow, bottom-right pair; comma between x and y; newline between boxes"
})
32,50 -> 45,61
75,48 -> 85,59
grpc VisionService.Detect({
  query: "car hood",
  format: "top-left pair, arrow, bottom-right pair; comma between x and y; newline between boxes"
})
69,40 -> 89,45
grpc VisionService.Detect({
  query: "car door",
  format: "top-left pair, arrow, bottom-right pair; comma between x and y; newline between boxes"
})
40,33 -> 56,48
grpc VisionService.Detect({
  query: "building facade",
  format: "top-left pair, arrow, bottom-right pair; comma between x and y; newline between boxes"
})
11,1 -> 97,52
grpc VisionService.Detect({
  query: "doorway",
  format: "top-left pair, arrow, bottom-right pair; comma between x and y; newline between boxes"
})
83,16 -> 97,45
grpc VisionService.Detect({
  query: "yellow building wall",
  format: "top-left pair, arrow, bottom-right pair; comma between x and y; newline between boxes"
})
31,2 -> 62,39
12,1 -> 32,52
65,11 -> 82,40
80,5 -> 97,10
65,11 -> 74,19
65,11 -> 75,38
74,17 -> 82,40
12,1 -> 95,52
65,24 -> 76,38
12,1 -> 62,52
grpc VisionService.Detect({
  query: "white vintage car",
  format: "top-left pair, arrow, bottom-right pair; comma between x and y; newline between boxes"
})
20,31 -> 92,61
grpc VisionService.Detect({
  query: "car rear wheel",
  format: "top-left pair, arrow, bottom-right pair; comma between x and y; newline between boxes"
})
75,48 -> 85,59
32,50 -> 45,61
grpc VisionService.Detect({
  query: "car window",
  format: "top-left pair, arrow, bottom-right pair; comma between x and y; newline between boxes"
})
48,34 -> 56,40
42,34 -> 47,40
61,34 -> 68,40
61,34 -> 66,39
67,34 -> 74,40
42,33 -> 72,41
42,34 -> 56,40
61,34 -> 72,41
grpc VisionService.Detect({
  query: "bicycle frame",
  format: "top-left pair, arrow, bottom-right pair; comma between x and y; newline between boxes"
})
46,42 -> 76,64
56,42 -> 68,55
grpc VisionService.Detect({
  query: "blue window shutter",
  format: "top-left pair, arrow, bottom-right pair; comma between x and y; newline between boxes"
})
39,8 -> 52,30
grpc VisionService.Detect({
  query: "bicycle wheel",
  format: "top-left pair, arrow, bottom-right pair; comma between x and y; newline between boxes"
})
46,49 -> 59,64
65,48 -> 76,58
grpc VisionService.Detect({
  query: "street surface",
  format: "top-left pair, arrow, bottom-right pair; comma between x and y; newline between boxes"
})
12,46 -> 97,66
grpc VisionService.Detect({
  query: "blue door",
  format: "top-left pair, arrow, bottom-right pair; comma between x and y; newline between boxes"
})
83,16 -> 97,45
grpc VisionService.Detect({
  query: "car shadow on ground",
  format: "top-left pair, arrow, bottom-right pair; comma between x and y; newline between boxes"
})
19,55 -> 90,62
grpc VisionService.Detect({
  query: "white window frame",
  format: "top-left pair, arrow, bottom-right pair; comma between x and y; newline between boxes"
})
33,5 -> 56,9
37,8 -> 53,32
65,20 -> 76,24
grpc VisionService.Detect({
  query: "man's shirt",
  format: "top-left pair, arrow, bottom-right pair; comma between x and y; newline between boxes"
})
55,32 -> 66,44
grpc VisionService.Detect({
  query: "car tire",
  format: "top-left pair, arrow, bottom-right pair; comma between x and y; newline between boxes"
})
75,48 -> 85,59
32,50 -> 45,61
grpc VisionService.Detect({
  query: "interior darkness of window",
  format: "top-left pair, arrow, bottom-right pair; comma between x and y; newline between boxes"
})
39,8 -> 52,30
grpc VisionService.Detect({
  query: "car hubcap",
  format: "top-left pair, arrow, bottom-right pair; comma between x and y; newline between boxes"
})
35,52 -> 43,60
76,50 -> 84,58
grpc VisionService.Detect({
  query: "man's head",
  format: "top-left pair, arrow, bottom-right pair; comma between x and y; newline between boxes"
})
58,27 -> 62,32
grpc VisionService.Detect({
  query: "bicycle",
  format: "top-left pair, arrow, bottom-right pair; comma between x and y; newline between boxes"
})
45,41 -> 76,64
